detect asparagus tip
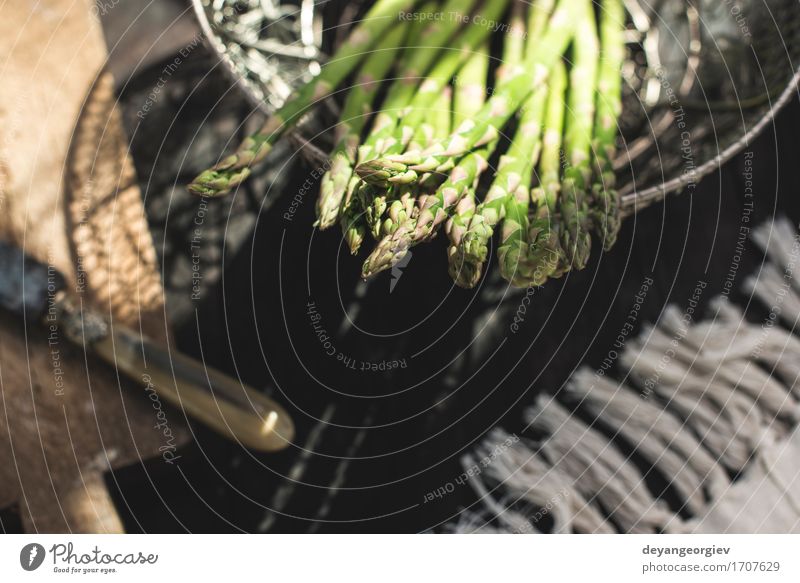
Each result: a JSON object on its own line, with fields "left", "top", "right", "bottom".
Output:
{"left": 590, "top": 184, "right": 622, "bottom": 252}
{"left": 361, "top": 229, "right": 412, "bottom": 278}
{"left": 447, "top": 246, "right": 483, "bottom": 289}
{"left": 187, "top": 167, "right": 251, "bottom": 198}
{"left": 355, "top": 159, "right": 418, "bottom": 187}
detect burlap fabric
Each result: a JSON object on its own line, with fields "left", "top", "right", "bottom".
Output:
{"left": 0, "top": 0, "right": 188, "bottom": 533}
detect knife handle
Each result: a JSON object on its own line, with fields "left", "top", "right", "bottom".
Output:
{"left": 0, "top": 241, "right": 294, "bottom": 452}
{"left": 91, "top": 325, "right": 295, "bottom": 452}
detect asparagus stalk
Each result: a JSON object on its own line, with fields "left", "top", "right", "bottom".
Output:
{"left": 397, "top": 74, "right": 486, "bottom": 260}
{"left": 367, "top": 79, "right": 457, "bottom": 251}
{"left": 444, "top": 44, "right": 491, "bottom": 283}
{"left": 188, "top": 0, "right": 419, "bottom": 197}
{"left": 431, "top": 84, "right": 455, "bottom": 147}
{"left": 315, "top": 24, "right": 409, "bottom": 229}
{"left": 558, "top": 0, "right": 598, "bottom": 270}
{"left": 527, "top": 0, "right": 558, "bottom": 36}
{"left": 356, "top": 0, "right": 579, "bottom": 188}
{"left": 407, "top": 124, "right": 433, "bottom": 154}
{"left": 363, "top": 184, "right": 392, "bottom": 241}
{"left": 340, "top": 177, "right": 368, "bottom": 254}
{"left": 362, "top": 0, "right": 481, "bottom": 158}
{"left": 394, "top": 0, "right": 509, "bottom": 128}
{"left": 445, "top": 7, "right": 529, "bottom": 289}
{"left": 528, "top": 59, "right": 570, "bottom": 281}
{"left": 445, "top": 194, "right": 481, "bottom": 288}
{"left": 452, "top": 42, "right": 490, "bottom": 129}
{"left": 362, "top": 147, "right": 490, "bottom": 278}
{"left": 590, "top": 0, "right": 625, "bottom": 250}
{"left": 416, "top": 146, "right": 491, "bottom": 243}
{"left": 415, "top": 84, "right": 460, "bottom": 192}
{"left": 354, "top": 0, "right": 510, "bottom": 232}
{"left": 493, "top": 86, "right": 549, "bottom": 286}
{"left": 336, "top": 0, "right": 442, "bottom": 252}
{"left": 365, "top": 84, "right": 452, "bottom": 240}
{"left": 444, "top": 50, "right": 491, "bottom": 289}
{"left": 494, "top": 0, "right": 528, "bottom": 83}
{"left": 370, "top": 0, "right": 512, "bottom": 165}
{"left": 416, "top": 33, "right": 493, "bottom": 188}
{"left": 434, "top": 11, "right": 527, "bottom": 264}
{"left": 408, "top": 85, "right": 453, "bottom": 160}
{"left": 499, "top": 0, "right": 567, "bottom": 287}
{"left": 449, "top": 0, "right": 555, "bottom": 288}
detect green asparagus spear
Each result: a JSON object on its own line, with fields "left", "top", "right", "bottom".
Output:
{"left": 363, "top": 184, "right": 393, "bottom": 240}
{"left": 389, "top": 62, "right": 488, "bottom": 268}
{"left": 445, "top": 4, "right": 529, "bottom": 289}
{"left": 527, "top": 0, "right": 558, "bottom": 36}
{"left": 363, "top": 0, "right": 481, "bottom": 158}
{"left": 440, "top": 42, "right": 490, "bottom": 287}
{"left": 498, "top": 0, "right": 566, "bottom": 287}
{"left": 368, "top": 60, "right": 459, "bottom": 240}
{"left": 590, "top": 0, "right": 625, "bottom": 250}
{"left": 452, "top": 42, "right": 490, "bottom": 129}
{"left": 354, "top": 0, "right": 510, "bottom": 230}
{"left": 365, "top": 84, "right": 452, "bottom": 240}
{"left": 449, "top": 0, "right": 556, "bottom": 288}
{"left": 412, "top": 25, "right": 495, "bottom": 187}
{"left": 558, "top": 0, "right": 598, "bottom": 270}
{"left": 362, "top": 147, "right": 490, "bottom": 278}
{"left": 188, "top": 0, "right": 419, "bottom": 197}
{"left": 408, "top": 85, "right": 453, "bottom": 160}
{"left": 493, "top": 86, "right": 549, "bottom": 286}
{"left": 356, "top": 0, "right": 579, "bottom": 188}
{"left": 336, "top": 0, "right": 441, "bottom": 251}
{"left": 340, "top": 177, "right": 368, "bottom": 254}
{"left": 527, "top": 59, "right": 570, "bottom": 282}
{"left": 495, "top": 0, "right": 528, "bottom": 82}
{"left": 315, "top": 24, "right": 409, "bottom": 229}
{"left": 444, "top": 44, "right": 491, "bottom": 288}
{"left": 379, "top": 190, "right": 416, "bottom": 238}
{"left": 369, "top": 0, "right": 512, "bottom": 164}
{"left": 445, "top": 194, "right": 481, "bottom": 288}
{"left": 431, "top": 84, "right": 455, "bottom": 147}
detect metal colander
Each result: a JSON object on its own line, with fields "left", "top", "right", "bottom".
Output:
{"left": 193, "top": 0, "right": 800, "bottom": 211}
{"left": 192, "top": 0, "right": 323, "bottom": 111}
{"left": 617, "top": 0, "right": 800, "bottom": 213}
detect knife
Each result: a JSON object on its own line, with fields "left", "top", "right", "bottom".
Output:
{"left": 0, "top": 239, "right": 294, "bottom": 452}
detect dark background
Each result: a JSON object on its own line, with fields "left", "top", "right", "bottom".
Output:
{"left": 4, "top": 0, "right": 799, "bottom": 533}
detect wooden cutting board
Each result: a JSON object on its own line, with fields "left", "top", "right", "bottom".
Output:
{"left": 0, "top": 0, "right": 188, "bottom": 532}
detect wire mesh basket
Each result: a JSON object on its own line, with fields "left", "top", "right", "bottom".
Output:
{"left": 192, "top": 0, "right": 323, "bottom": 111}
{"left": 192, "top": 0, "right": 800, "bottom": 211}
{"left": 617, "top": 0, "right": 800, "bottom": 213}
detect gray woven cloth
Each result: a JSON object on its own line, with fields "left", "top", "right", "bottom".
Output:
{"left": 452, "top": 218, "right": 800, "bottom": 534}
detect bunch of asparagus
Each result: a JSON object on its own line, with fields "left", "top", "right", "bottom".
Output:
{"left": 189, "top": 0, "right": 626, "bottom": 289}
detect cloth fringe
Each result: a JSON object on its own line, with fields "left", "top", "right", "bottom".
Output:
{"left": 452, "top": 217, "right": 800, "bottom": 533}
